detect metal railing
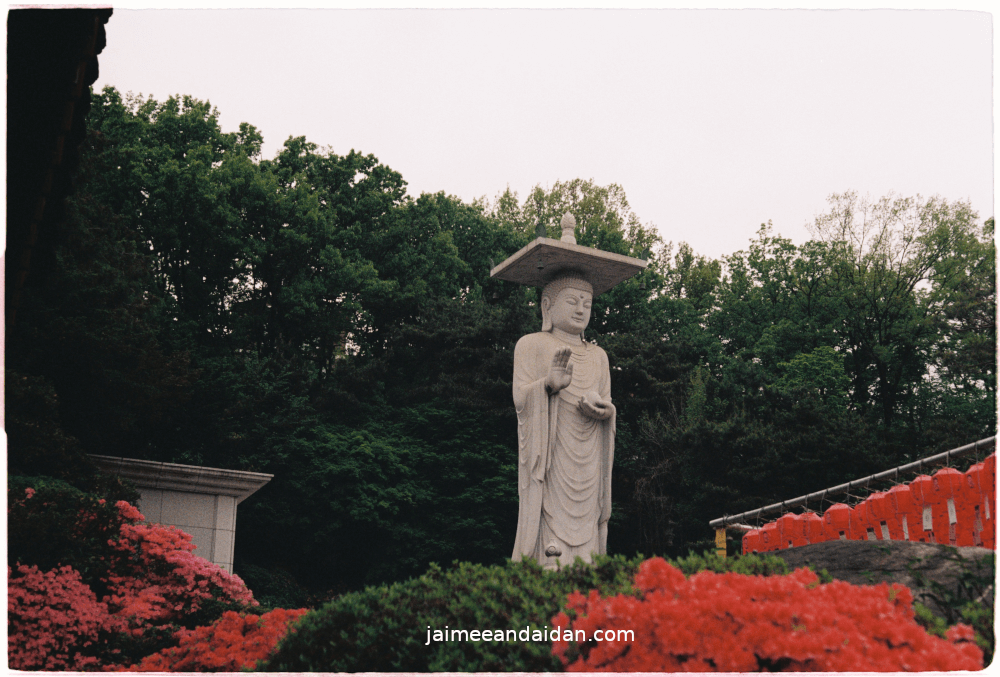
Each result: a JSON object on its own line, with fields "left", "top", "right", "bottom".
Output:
{"left": 710, "top": 436, "right": 996, "bottom": 530}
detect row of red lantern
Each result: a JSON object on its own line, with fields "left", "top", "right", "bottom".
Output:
{"left": 743, "top": 454, "right": 996, "bottom": 554}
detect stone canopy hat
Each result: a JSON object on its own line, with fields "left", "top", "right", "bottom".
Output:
{"left": 490, "top": 213, "right": 648, "bottom": 297}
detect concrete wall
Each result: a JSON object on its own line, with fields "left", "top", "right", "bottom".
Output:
{"left": 137, "top": 490, "right": 238, "bottom": 572}
{"left": 89, "top": 455, "right": 272, "bottom": 574}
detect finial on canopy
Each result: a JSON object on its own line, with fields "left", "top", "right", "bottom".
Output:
{"left": 560, "top": 213, "right": 577, "bottom": 244}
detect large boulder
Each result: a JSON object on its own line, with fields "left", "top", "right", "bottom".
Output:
{"left": 771, "top": 540, "right": 994, "bottom": 617}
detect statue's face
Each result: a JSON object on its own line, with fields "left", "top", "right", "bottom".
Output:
{"left": 546, "top": 286, "right": 593, "bottom": 334}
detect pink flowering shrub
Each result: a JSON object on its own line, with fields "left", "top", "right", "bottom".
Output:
{"left": 104, "top": 503, "right": 255, "bottom": 632}
{"left": 7, "top": 564, "right": 117, "bottom": 670}
{"left": 8, "top": 480, "right": 259, "bottom": 670}
{"left": 128, "top": 608, "right": 308, "bottom": 672}
{"left": 552, "top": 557, "right": 983, "bottom": 672}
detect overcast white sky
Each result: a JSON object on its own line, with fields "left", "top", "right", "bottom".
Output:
{"left": 90, "top": 6, "right": 993, "bottom": 261}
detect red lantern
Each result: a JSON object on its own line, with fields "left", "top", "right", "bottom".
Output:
{"left": 967, "top": 458, "right": 996, "bottom": 549}
{"left": 823, "top": 503, "right": 853, "bottom": 541}
{"left": 886, "top": 484, "right": 916, "bottom": 541}
{"left": 932, "top": 467, "right": 971, "bottom": 546}
{"left": 985, "top": 454, "right": 996, "bottom": 549}
{"left": 965, "top": 463, "right": 985, "bottom": 546}
{"left": 853, "top": 495, "right": 881, "bottom": 541}
{"left": 865, "top": 491, "right": 893, "bottom": 540}
{"left": 761, "top": 521, "right": 779, "bottom": 552}
{"left": 802, "top": 512, "right": 824, "bottom": 544}
{"left": 850, "top": 504, "right": 872, "bottom": 540}
{"left": 777, "top": 513, "right": 807, "bottom": 549}
{"left": 909, "top": 475, "right": 936, "bottom": 543}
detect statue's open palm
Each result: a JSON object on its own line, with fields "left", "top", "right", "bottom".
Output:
{"left": 545, "top": 346, "right": 574, "bottom": 394}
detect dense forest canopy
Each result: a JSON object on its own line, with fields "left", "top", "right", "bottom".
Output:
{"left": 7, "top": 86, "right": 995, "bottom": 595}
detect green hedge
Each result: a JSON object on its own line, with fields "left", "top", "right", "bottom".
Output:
{"left": 264, "top": 552, "right": 789, "bottom": 672}
{"left": 235, "top": 563, "right": 312, "bottom": 611}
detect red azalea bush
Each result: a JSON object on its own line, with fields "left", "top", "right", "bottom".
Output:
{"left": 8, "top": 481, "right": 259, "bottom": 670}
{"left": 7, "top": 564, "right": 120, "bottom": 670}
{"left": 105, "top": 506, "right": 256, "bottom": 632}
{"left": 8, "top": 564, "right": 105, "bottom": 670}
{"left": 552, "top": 557, "right": 983, "bottom": 672}
{"left": 128, "top": 607, "right": 308, "bottom": 671}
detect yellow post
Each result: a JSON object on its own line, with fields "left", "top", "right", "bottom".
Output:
{"left": 715, "top": 527, "right": 727, "bottom": 559}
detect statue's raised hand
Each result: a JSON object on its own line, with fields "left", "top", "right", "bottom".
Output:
{"left": 545, "top": 346, "right": 574, "bottom": 394}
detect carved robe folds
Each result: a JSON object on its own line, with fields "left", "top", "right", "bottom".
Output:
{"left": 511, "top": 332, "right": 615, "bottom": 568}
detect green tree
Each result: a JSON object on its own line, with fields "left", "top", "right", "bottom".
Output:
{"left": 712, "top": 223, "right": 840, "bottom": 375}
{"left": 7, "top": 124, "right": 195, "bottom": 465}
{"left": 809, "top": 191, "right": 992, "bottom": 441}
{"left": 774, "top": 345, "right": 851, "bottom": 409}
{"left": 86, "top": 88, "right": 266, "bottom": 354}
{"left": 232, "top": 137, "right": 392, "bottom": 370}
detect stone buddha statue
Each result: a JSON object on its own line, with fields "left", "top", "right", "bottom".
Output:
{"left": 511, "top": 272, "right": 616, "bottom": 568}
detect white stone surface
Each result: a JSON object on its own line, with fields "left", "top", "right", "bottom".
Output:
{"left": 216, "top": 495, "right": 236, "bottom": 532}
{"left": 490, "top": 237, "right": 646, "bottom": 296}
{"left": 499, "top": 216, "right": 638, "bottom": 568}
{"left": 214, "top": 528, "right": 235, "bottom": 571}
{"left": 137, "top": 488, "right": 164, "bottom": 523}
{"left": 560, "top": 212, "right": 577, "bottom": 244}
{"left": 510, "top": 273, "right": 616, "bottom": 569}
{"left": 89, "top": 455, "right": 272, "bottom": 574}
{"left": 161, "top": 491, "right": 217, "bottom": 528}
{"left": 183, "top": 526, "right": 216, "bottom": 559}
{"left": 89, "top": 455, "right": 273, "bottom": 502}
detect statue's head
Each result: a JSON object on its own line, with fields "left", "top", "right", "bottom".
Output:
{"left": 540, "top": 272, "right": 593, "bottom": 338}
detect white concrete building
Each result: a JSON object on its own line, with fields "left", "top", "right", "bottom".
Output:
{"left": 89, "top": 455, "right": 272, "bottom": 573}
